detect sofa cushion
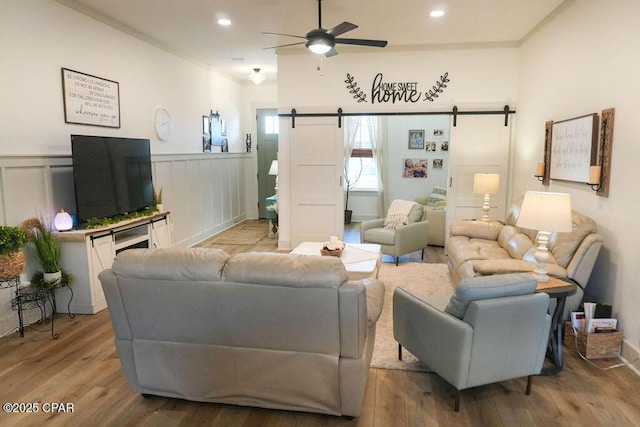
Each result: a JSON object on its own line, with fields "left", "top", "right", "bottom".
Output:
{"left": 363, "top": 227, "right": 395, "bottom": 246}
{"left": 112, "top": 247, "right": 229, "bottom": 281}
{"left": 548, "top": 211, "right": 598, "bottom": 268}
{"left": 223, "top": 252, "right": 348, "bottom": 288}
{"left": 444, "top": 273, "right": 538, "bottom": 319}
{"left": 450, "top": 220, "right": 503, "bottom": 241}
{"left": 504, "top": 232, "right": 535, "bottom": 260}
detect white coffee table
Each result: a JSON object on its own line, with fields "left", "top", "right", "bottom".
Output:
{"left": 290, "top": 242, "right": 382, "bottom": 281}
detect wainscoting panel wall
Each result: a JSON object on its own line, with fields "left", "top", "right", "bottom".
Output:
{"left": 0, "top": 153, "right": 252, "bottom": 337}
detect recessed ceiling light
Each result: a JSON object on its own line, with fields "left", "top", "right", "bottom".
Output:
{"left": 430, "top": 10, "right": 445, "bottom": 18}
{"left": 218, "top": 18, "right": 231, "bottom": 26}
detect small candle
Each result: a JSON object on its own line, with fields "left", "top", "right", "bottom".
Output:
{"left": 589, "top": 166, "right": 601, "bottom": 185}
{"left": 535, "top": 162, "right": 545, "bottom": 177}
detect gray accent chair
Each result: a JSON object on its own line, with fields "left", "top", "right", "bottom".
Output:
{"left": 393, "top": 273, "right": 551, "bottom": 412}
{"left": 99, "top": 247, "right": 385, "bottom": 418}
{"left": 360, "top": 202, "right": 429, "bottom": 265}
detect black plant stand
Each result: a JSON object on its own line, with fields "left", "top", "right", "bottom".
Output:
{"left": 3, "top": 278, "right": 59, "bottom": 339}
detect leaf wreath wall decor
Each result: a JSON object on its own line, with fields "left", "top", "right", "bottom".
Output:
{"left": 345, "top": 73, "right": 367, "bottom": 103}
{"left": 343, "top": 72, "right": 451, "bottom": 104}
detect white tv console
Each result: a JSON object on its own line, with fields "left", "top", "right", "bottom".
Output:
{"left": 54, "top": 212, "right": 171, "bottom": 314}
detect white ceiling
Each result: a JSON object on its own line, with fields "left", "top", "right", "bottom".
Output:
{"left": 55, "top": 0, "right": 565, "bottom": 85}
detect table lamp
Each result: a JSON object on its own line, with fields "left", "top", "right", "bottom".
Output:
{"left": 268, "top": 160, "right": 278, "bottom": 194}
{"left": 516, "top": 191, "right": 572, "bottom": 283}
{"left": 473, "top": 173, "right": 500, "bottom": 221}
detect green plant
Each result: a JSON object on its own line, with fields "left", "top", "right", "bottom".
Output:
{"left": 154, "top": 187, "right": 163, "bottom": 205}
{"left": 0, "top": 226, "right": 28, "bottom": 256}
{"left": 85, "top": 207, "right": 157, "bottom": 229}
{"left": 28, "top": 216, "right": 61, "bottom": 273}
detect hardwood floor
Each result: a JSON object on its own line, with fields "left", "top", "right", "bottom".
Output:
{"left": 1, "top": 219, "right": 639, "bottom": 426}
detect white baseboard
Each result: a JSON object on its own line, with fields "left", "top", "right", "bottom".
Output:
{"left": 621, "top": 339, "right": 640, "bottom": 376}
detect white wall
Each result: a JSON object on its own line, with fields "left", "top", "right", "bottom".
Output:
{"left": 0, "top": 1, "right": 269, "bottom": 335}
{"left": 277, "top": 47, "right": 519, "bottom": 247}
{"left": 515, "top": 0, "right": 640, "bottom": 367}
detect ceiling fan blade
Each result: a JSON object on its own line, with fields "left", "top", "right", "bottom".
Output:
{"left": 262, "top": 41, "right": 306, "bottom": 50}
{"left": 327, "top": 21, "right": 358, "bottom": 37}
{"left": 325, "top": 47, "right": 339, "bottom": 57}
{"left": 261, "top": 31, "right": 307, "bottom": 40}
{"left": 335, "top": 38, "right": 388, "bottom": 48}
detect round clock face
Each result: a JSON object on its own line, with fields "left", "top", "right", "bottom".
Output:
{"left": 154, "top": 108, "right": 172, "bottom": 141}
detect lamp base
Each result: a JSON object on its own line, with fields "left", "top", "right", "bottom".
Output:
{"left": 532, "top": 231, "right": 552, "bottom": 283}
{"left": 480, "top": 193, "right": 491, "bottom": 222}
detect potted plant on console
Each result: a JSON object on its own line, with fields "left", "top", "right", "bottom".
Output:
{"left": 0, "top": 225, "right": 28, "bottom": 282}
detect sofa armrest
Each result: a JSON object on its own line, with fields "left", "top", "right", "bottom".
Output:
{"left": 360, "top": 218, "right": 385, "bottom": 242}
{"left": 461, "top": 258, "right": 567, "bottom": 279}
{"left": 394, "top": 219, "right": 429, "bottom": 251}
{"left": 565, "top": 233, "right": 603, "bottom": 289}
{"left": 393, "top": 288, "right": 472, "bottom": 389}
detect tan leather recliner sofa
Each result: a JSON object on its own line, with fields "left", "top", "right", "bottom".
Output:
{"left": 446, "top": 196, "right": 603, "bottom": 317}
{"left": 98, "top": 248, "right": 384, "bottom": 418}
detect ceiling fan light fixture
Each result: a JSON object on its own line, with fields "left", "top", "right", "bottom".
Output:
{"left": 249, "top": 68, "right": 265, "bottom": 84}
{"left": 430, "top": 9, "right": 445, "bottom": 18}
{"left": 307, "top": 42, "right": 332, "bottom": 55}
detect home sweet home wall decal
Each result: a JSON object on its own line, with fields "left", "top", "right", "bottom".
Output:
{"left": 344, "top": 72, "right": 450, "bottom": 104}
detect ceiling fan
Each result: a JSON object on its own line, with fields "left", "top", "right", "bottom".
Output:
{"left": 262, "top": 0, "right": 388, "bottom": 57}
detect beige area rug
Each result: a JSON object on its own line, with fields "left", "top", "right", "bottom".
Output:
{"left": 370, "top": 262, "right": 455, "bottom": 371}
{"left": 203, "top": 224, "right": 268, "bottom": 246}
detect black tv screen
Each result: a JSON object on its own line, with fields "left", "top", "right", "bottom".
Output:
{"left": 71, "top": 135, "right": 154, "bottom": 225}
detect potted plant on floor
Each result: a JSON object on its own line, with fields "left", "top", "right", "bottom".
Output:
{"left": 23, "top": 216, "right": 62, "bottom": 285}
{"left": 0, "top": 225, "right": 29, "bottom": 281}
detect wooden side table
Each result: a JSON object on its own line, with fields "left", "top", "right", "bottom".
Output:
{"left": 536, "top": 276, "right": 577, "bottom": 375}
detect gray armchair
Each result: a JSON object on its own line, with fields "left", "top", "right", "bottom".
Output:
{"left": 393, "top": 273, "right": 551, "bottom": 412}
{"left": 360, "top": 202, "right": 428, "bottom": 265}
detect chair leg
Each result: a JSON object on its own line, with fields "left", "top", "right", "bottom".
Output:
{"left": 398, "top": 344, "right": 403, "bottom": 360}
{"left": 455, "top": 389, "right": 461, "bottom": 412}
{"left": 395, "top": 257, "right": 399, "bottom": 266}
{"left": 421, "top": 249, "right": 425, "bottom": 259}
{"left": 526, "top": 375, "right": 533, "bottom": 395}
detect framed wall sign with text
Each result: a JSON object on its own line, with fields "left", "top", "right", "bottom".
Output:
{"left": 61, "top": 68, "right": 121, "bottom": 128}
{"left": 549, "top": 113, "right": 598, "bottom": 183}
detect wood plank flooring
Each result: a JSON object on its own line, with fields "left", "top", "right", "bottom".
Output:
{"left": 1, "top": 219, "right": 639, "bottom": 426}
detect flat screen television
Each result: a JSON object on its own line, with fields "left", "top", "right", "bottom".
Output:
{"left": 71, "top": 135, "right": 154, "bottom": 226}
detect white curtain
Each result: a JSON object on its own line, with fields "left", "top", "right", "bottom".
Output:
{"left": 367, "top": 116, "right": 385, "bottom": 217}
{"left": 344, "top": 116, "right": 386, "bottom": 217}
{"left": 344, "top": 117, "right": 361, "bottom": 212}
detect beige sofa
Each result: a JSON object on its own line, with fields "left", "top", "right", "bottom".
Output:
{"left": 98, "top": 248, "right": 384, "bottom": 418}
{"left": 446, "top": 196, "right": 603, "bottom": 316}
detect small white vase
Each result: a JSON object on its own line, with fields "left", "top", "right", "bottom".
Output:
{"left": 43, "top": 270, "right": 62, "bottom": 285}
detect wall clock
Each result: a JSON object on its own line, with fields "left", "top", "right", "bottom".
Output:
{"left": 154, "top": 108, "right": 172, "bottom": 141}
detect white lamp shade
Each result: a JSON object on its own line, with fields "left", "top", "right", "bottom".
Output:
{"left": 308, "top": 42, "right": 331, "bottom": 55}
{"left": 473, "top": 173, "right": 500, "bottom": 195}
{"left": 54, "top": 210, "right": 73, "bottom": 231}
{"left": 516, "top": 191, "right": 572, "bottom": 232}
{"left": 268, "top": 160, "right": 278, "bottom": 176}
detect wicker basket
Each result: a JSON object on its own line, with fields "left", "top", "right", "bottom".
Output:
{"left": 321, "top": 247, "right": 343, "bottom": 257}
{"left": 0, "top": 251, "right": 25, "bottom": 281}
{"left": 564, "top": 322, "right": 622, "bottom": 359}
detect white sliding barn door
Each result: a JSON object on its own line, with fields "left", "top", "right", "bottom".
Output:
{"left": 289, "top": 117, "right": 344, "bottom": 247}
{"left": 447, "top": 115, "right": 512, "bottom": 227}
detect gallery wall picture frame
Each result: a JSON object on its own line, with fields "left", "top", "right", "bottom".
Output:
{"left": 402, "top": 158, "right": 428, "bottom": 178}
{"left": 426, "top": 141, "right": 437, "bottom": 152}
{"left": 441, "top": 141, "right": 449, "bottom": 151}
{"left": 433, "top": 159, "right": 444, "bottom": 168}
{"left": 408, "top": 130, "right": 425, "bottom": 149}
{"left": 202, "top": 115, "right": 212, "bottom": 152}
{"left": 549, "top": 113, "right": 599, "bottom": 183}
{"left": 61, "top": 68, "right": 120, "bottom": 128}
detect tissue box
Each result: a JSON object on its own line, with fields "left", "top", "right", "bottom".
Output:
{"left": 564, "top": 322, "right": 622, "bottom": 359}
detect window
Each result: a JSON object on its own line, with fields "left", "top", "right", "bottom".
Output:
{"left": 264, "top": 115, "right": 279, "bottom": 135}
{"left": 346, "top": 116, "right": 379, "bottom": 191}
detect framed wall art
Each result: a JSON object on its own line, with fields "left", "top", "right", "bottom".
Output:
{"left": 402, "top": 158, "right": 428, "bottom": 178}
{"left": 202, "top": 115, "right": 212, "bottom": 152}
{"left": 408, "top": 130, "right": 425, "bottom": 149}
{"left": 61, "top": 68, "right": 120, "bottom": 128}
{"left": 549, "top": 113, "right": 598, "bottom": 183}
